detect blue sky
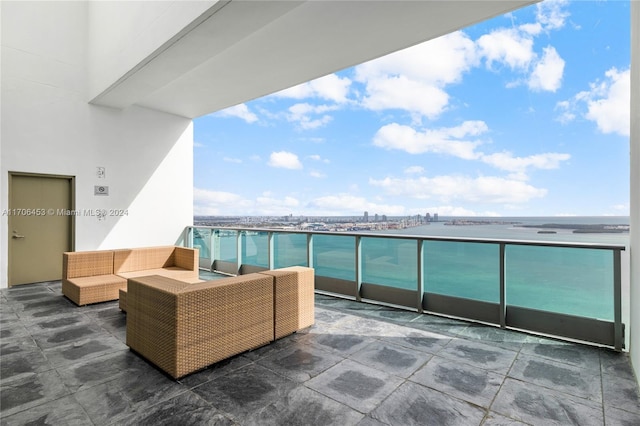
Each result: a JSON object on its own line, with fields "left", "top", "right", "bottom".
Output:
{"left": 194, "top": 0, "right": 630, "bottom": 218}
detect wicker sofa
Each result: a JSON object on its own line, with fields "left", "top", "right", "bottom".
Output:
{"left": 62, "top": 246, "right": 199, "bottom": 306}
{"left": 126, "top": 266, "right": 315, "bottom": 379}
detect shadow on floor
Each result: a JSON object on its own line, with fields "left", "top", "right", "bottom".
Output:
{"left": 1, "top": 279, "right": 639, "bottom": 425}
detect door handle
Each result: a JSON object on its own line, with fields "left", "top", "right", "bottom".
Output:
{"left": 12, "top": 231, "right": 25, "bottom": 239}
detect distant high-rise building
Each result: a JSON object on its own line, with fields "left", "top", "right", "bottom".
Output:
{"left": 434, "top": 213, "right": 439, "bottom": 222}
{"left": 374, "top": 214, "right": 379, "bottom": 222}
{"left": 382, "top": 215, "right": 387, "bottom": 222}
{"left": 364, "top": 211, "right": 369, "bottom": 222}
{"left": 426, "top": 212, "right": 432, "bottom": 222}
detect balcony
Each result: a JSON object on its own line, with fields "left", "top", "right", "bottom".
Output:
{"left": 186, "top": 226, "right": 629, "bottom": 352}
{"left": 1, "top": 275, "right": 639, "bottom": 424}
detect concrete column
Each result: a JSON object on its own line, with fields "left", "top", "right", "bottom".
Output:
{"left": 629, "top": 0, "right": 639, "bottom": 380}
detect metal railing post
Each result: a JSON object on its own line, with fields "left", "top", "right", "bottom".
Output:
{"left": 185, "top": 227, "right": 193, "bottom": 248}
{"left": 417, "top": 239, "right": 424, "bottom": 313}
{"left": 356, "top": 235, "right": 362, "bottom": 302}
{"left": 236, "top": 231, "right": 242, "bottom": 275}
{"left": 209, "top": 229, "right": 215, "bottom": 271}
{"left": 268, "top": 232, "right": 275, "bottom": 270}
{"left": 307, "top": 233, "right": 314, "bottom": 268}
{"left": 614, "top": 248, "right": 623, "bottom": 351}
{"left": 500, "top": 243, "right": 506, "bottom": 329}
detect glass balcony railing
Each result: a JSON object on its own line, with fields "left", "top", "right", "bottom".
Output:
{"left": 185, "top": 226, "right": 626, "bottom": 350}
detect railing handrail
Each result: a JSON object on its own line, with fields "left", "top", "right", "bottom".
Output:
{"left": 186, "top": 225, "right": 627, "bottom": 251}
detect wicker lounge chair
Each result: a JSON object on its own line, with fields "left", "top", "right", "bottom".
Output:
{"left": 62, "top": 246, "right": 199, "bottom": 306}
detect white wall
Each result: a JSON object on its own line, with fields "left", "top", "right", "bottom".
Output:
{"left": 630, "top": 1, "right": 640, "bottom": 380}
{"left": 0, "top": 1, "right": 194, "bottom": 288}
{"left": 87, "top": 0, "right": 217, "bottom": 105}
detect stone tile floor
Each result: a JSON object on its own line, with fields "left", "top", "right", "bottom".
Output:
{"left": 1, "top": 276, "right": 639, "bottom": 425}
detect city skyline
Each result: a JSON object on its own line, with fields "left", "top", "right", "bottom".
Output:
{"left": 194, "top": 0, "right": 630, "bottom": 218}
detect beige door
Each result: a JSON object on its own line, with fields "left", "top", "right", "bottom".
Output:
{"left": 8, "top": 174, "right": 73, "bottom": 286}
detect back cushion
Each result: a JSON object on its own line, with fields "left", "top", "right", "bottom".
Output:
{"left": 114, "top": 246, "right": 175, "bottom": 273}
{"left": 64, "top": 251, "right": 114, "bottom": 279}
{"left": 174, "top": 247, "right": 198, "bottom": 270}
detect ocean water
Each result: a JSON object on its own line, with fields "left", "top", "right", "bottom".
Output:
{"left": 194, "top": 216, "right": 629, "bottom": 322}
{"left": 364, "top": 216, "right": 629, "bottom": 320}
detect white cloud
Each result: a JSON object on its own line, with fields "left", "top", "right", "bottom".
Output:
{"left": 477, "top": 27, "right": 535, "bottom": 71}
{"left": 407, "top": 205, "right": 497, "bottom": 217}
{"left": 287, "top": 103, "right": 337, "bottom": 130}
{"left": 554, "top": 100, "right": 576, "bottom": 124}
{"left": 585, "top": 68, "right": 630, "bottom": 137}
{"left": 255, "top": 194, "right": 300, "bottom": 214}
{"left": 215, "top": 103, "right": 258, "bottom": 123}
{"left": 369, "top": 175, "right": 547, "bottom": 204}
{"left": 355, "top": 31, "right": 477, "bottom": 119}
{"left": 274, "top": 73, "right": 351, "bottom": 103}
{"left": 404, "top": 166, "right": 425, "bottom": 175}
{"left": 309, "top": 74, "right": 352, "bottom": 103}
{"left": 519, "top": 22, "right": 543, "bottom": 36}
{"left": 309, "top": 170, "right": 326, "bottom": 178}
{"left": 308, "top": 154, "right": 330, "bottom": 163}
{"left": 350, "top": 0, "right": 570, "bottom": 120}
{"left": 608, "top": 203, "right": 630, "bottom": 215}
{"left": 359, "top": 76, "right": 449, "bottom": 120}
{"left": 481, "top": 151, "right": 571, "bottom": 176}
{"left": 557, "top": 68, "right": 630, "bottom": 137}
{"left": 307, "top": 137, "right": 325, "bottom": 144}
{"left": 307, "top": 194, "right": 405, "bottom": 216}
{"left": 536, "top": 0, "right": 569, "bottom": 32}
{"left": 268, "top": 151, "right": 303, "bottom": 169}
{"left": 223, "top": 157, "right": 242, "bottom": 164}
{"left": 268, "top": 74, "right": 351, "bottom": 131}
{"left": 355, "top": 31, "right": 478, "bottom": 86}
{"left": 373, "top": 121, "right": 570, "bottom": 181}
{"left": 372, "top": 121, "right": 487, "bottom": 159}
{"left": 528, "top": 46, "right": 565, "bottom": 92}
{"left": 476, "top": 1, "right": 569, "bottom": 88}
{"left": 193, "top": 188, "right": 251, "bottom": 215}
{"left": 195, "top": 188, "right": 304, "bottom": 216}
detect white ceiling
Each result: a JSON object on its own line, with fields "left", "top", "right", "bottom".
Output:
{"left": 90, "top": 0, "right": 538, "bottom": 119}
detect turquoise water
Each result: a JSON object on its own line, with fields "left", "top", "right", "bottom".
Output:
{"left": 192, "top": 217, "right": 628, "bottom": 321}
